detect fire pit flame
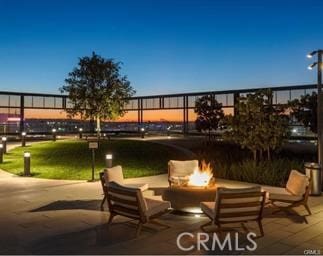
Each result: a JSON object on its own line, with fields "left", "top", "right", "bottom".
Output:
{"left": 188, "top": 160, "right": 213, "bottom": 187}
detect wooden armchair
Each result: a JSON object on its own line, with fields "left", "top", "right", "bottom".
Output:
{"left": 200, "top": 186, "right": 266, "bottom": 237}
{"left": 107, "top": 181, "right": 171, "bottom": 237}
{"left": 99, "top": 165, "right": 148, "bottom": 211}
{"left": 268, "top": 170, "right": 311, "bottom": 216}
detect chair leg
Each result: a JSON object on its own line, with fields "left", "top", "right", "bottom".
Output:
{"left": 200, "top": 220, "right": 213, "bottom": 232}
{"left": 257, "top": 220, "right": 264, "bottom": 237}
{"left": 136, "top": 221, "right": 143, "bottom": 237}
{"left": 100, "top": 195, "right": 106, "bottom": 211}
{"left": 107, "top": 213, "right": 114, "bottom": 229}
{"left": 304, "top": 204, "right": 312, "bottom": 216}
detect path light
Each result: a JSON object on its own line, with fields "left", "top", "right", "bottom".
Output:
{"left": 52, "top": 128, "right": 57, "bottom": 142}
{"left": 21, "top": 131, "right": 26, "bottom": 147}
{"left": 167, "top": 126, "right": 171, "bottom": 137}
{"left": 24, "top": 151, "right": 31, "bottom": 176}
{"left": 105, "top": 154, "right": 113, "bottom": 168}
{"left": 0, "top": 144, "right": 3, "bottom": 163}
{"left": 79, "top": 128, "right": 83, "bottom": 139}
{"left": 2, "top": 137, "right": 7, "bottom": 153}
{"left": 140, "top": 127, "right": 145, "bottom": 139}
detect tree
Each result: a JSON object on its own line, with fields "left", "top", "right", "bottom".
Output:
{"left": 225, "top": 89, "right": 289, "bottom": 162}
{"left": 194, "top": 95, "right": 224, "bottom": 141}
{"left": 60, "top": 52, "right": 135, "bottom": 136}
{"left": 288, "top": 92, "right": 317, "bottom": 133}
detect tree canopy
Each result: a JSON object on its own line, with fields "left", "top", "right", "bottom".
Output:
{"left": 288, "top": 92, "right": 317, "bottom": 133}
{"left": 194, "top": 95, "right": 224, "bottom": 140}
{"left": 60, "top": 52, "right": 135, "bottom": 133}
{"left": 225, "top": 89, "right": 289, "bottom": 162}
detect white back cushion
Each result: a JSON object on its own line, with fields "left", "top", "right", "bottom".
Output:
{"left": 286, "top": 170, "right": 309, "bottom": 196}
{"left": 104, "top": 165, "right": 124, "bottom": 185}
{"left": 168, "top": 160, "right": 198, "bottom": 177}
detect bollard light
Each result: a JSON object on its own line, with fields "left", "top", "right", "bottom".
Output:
{"left": 140, "top": 127, "right": 145, "bottom": 139}
{"left": 0, "top": 144, "right": 3, "bottom": 163}
{"left": 105, "top": 154, "right": 113, "bottom": 168}
{"left": 79, "top": 128, "right": 83, "bottom": 139}
{"left": 52, "top": 128, "right": 57, "bottom": 142}
{"left": 24, "top": 151, "right": 31, "bottom": 176}
{"left": 21, "top": 131, "right": 26, "bottom": 147}
{"left": 167, "top": 126, "right": 171, "bottom": 136}
{"left": 2, "top": 137, "right": 7, "bottom": 153}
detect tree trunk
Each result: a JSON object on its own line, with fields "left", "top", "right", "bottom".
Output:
{"left": 267, "top": 147, "right": 271, "bottom": 161}
{"left": 96, "top": 117, "right": 101, "bottom": 139}
{"left": 253, "top": 150, "right": 257, "bottom": 165}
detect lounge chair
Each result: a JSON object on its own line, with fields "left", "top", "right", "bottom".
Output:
{"left": 268, "top": 170, "right": 311, "bottom": 216}
{"left": 168, "top": 160, "right": 198, "bottom": 187}
{"left": 200, "top": 186, "right": 266, "bottom": 237}
{"left": 99, "top": 165, "right": 148, "bottom": 211}
{"left": 107, "top": 181, "right": 171, "bottom": 237}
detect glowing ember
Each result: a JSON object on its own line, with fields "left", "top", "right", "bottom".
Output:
{"left": 188, "top": 160, "right": 213, "bottom": 187}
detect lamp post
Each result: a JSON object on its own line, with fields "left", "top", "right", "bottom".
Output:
{"left": 140, "top": 127, "right": 145, "bottom": 139}
{"left": 52, "top": 128, "right": 57, "bottom": 142}
{"left": 307, "top": 50, "right": 323, "bottom": 188}
{"left": 24, "top": 151, "right": 31, "bottom": 176}
{"left": 2, "top": 137, "right": 7, "bottom": 153}
{"left": 79, "top": 128, "right": 83, "bottom": 139}
{"left": 21, "top": 131, "right": 26, "bottom": 147}
{"left": 0, "top": 144, "right": 3, "bottom": 163}
{"left": 105, "top": 154, "right": 113, "bottom": 168}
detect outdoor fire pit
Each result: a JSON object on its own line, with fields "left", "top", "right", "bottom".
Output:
{"left": 162, "top": 184, "right": 217, "bottom": 213}
{"left": 162, "top": 160, "right": 217, "bottom": 213}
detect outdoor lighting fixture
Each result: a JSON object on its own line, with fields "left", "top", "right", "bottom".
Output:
{"left": 52, "top": 128, "right": 57, "bottom": 142}
{"left": 308, "top": 62, "right": 317, "bottom": 70}
{"left": 2, "top": 137, "right": 7, "bottom": 153}
{"left": 307, "top": 50, "right": 317, "bottom": 58}
{"left": 21, "top": 131, "right": 26, "bottom": 147}
{"left": 167, "top": 126, "right": 171, "bottom": 136}
{"left": 0, "top": 144, "right": 3, "bottom": 163}
{"left": 140, "top": 127, "right": 145, "bottom": 138}
{"left": 79, "top": 128, "right": 83, "bottom": 139}
{"left": 24, "top": 151, "right": 31, "bottom": 176}
{"left": 307, "top": 49, "right": 323, "bottom": 190}
{"left": 105, "top": 153, "right": 113, "bottom": 168}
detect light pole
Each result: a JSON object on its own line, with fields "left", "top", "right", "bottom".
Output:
{"left": 2, "top": 137, "right": 7, "bottom": 153}
{"left": 52, "top": 128, "right": 57, "bottom": 142}
{"left": 21, "top": 131, "right": 26, "bottom": 147}
{"left": 307, "top": 50, "right": 323, "bottom": 187}
{"left": 105, "top": 154, "right": 113, "bottom": 168}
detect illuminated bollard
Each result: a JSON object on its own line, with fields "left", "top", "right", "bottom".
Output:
{"left": 79, "top": 128, "right": 83, "bottom": 139}
{"left": 140, "top": 127, "right": 145, "bottom": 139}
{"left": 167, "top": 126, "right": 171, "bottom": 137}
{"left": 0, "top": 144, "right": 3, "bottom": 163}
{"left": 105, "top": 154, "right": 113, "bottom": 168}
{"left": 2, "top": 137, "right": 7, "bottom": 153}
{"left": 21, "top": 132, "right": 26, "bottom": 147}
{"left": 52, "top": 128, "right": 57, "bottom": 142}
{"left": 24, "top": 151, "right": 31, "bottom": 176}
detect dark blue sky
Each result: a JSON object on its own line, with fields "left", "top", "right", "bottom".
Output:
{"left": 0, "top": 0, "right": 322, "bottom": 96}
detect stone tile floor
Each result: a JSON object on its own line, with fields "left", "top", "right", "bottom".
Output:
{"left": 0, "top": 169, "right": 323, "bottom": 255}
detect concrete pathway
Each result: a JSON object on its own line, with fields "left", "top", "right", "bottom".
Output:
{"left": 0, "top": 169, "right": 323, "bottom": 254}
{"left": 0, "top": 138, "right": 323, "bottom": 254}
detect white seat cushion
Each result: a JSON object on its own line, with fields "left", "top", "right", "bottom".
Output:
{"left": 269, "top": 192, "right": 303, "bottom": 202}
{"left": 168, "top": 160, "right": 198, "bottom": 178}
{"left": 126, "top": 183, "right": 149, "bottom": 191}
{"left": 144, "top": 198, "right": 171, "bottom": 218}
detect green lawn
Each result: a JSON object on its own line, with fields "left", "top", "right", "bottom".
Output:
{"left": 0, "top": 139, "right": 189, "bottom": 180}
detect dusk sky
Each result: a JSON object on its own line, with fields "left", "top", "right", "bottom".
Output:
{"left": 0, "top": 0, "right": 322, "bottom": 96}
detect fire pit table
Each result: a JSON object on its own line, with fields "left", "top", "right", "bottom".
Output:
{"left": 162, "top": 185, "right": 218, "bottom": 213}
